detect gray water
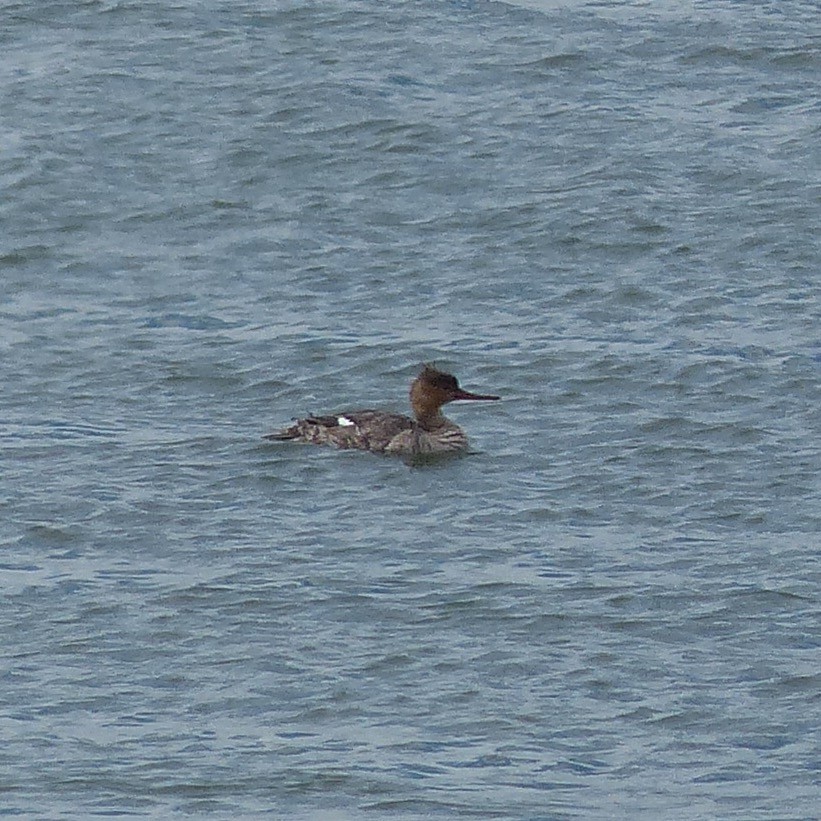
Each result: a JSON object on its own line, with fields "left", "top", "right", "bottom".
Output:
{"left": 2, "top": 0, "right": 819, "bottom": 818}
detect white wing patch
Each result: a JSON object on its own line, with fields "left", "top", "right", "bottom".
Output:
{"left": 337, "top": 415, "right": 355, "bottom": 427}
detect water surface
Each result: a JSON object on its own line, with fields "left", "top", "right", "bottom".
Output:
{"left": 2, "top": 0, "right": 819, "bottom": 817}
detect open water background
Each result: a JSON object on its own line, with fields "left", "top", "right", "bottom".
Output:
{"left": 2, "top": 0, "right": 820, "bottom": 818}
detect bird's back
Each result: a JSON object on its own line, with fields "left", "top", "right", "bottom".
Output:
{"left": 265, "top": 409, "right": 415, "bottom": 452}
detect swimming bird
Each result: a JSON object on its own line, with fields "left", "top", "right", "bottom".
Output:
{"left": 264, "top": 365, "right": 500, "bottom": 455}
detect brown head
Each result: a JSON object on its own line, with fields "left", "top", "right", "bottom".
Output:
{"left": 409, "top": 365, "right": 500, "bottom": 424}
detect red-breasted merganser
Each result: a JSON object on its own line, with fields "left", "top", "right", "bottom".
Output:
{"left": 265, "top": 365, "right": 500, "bottom": 455}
